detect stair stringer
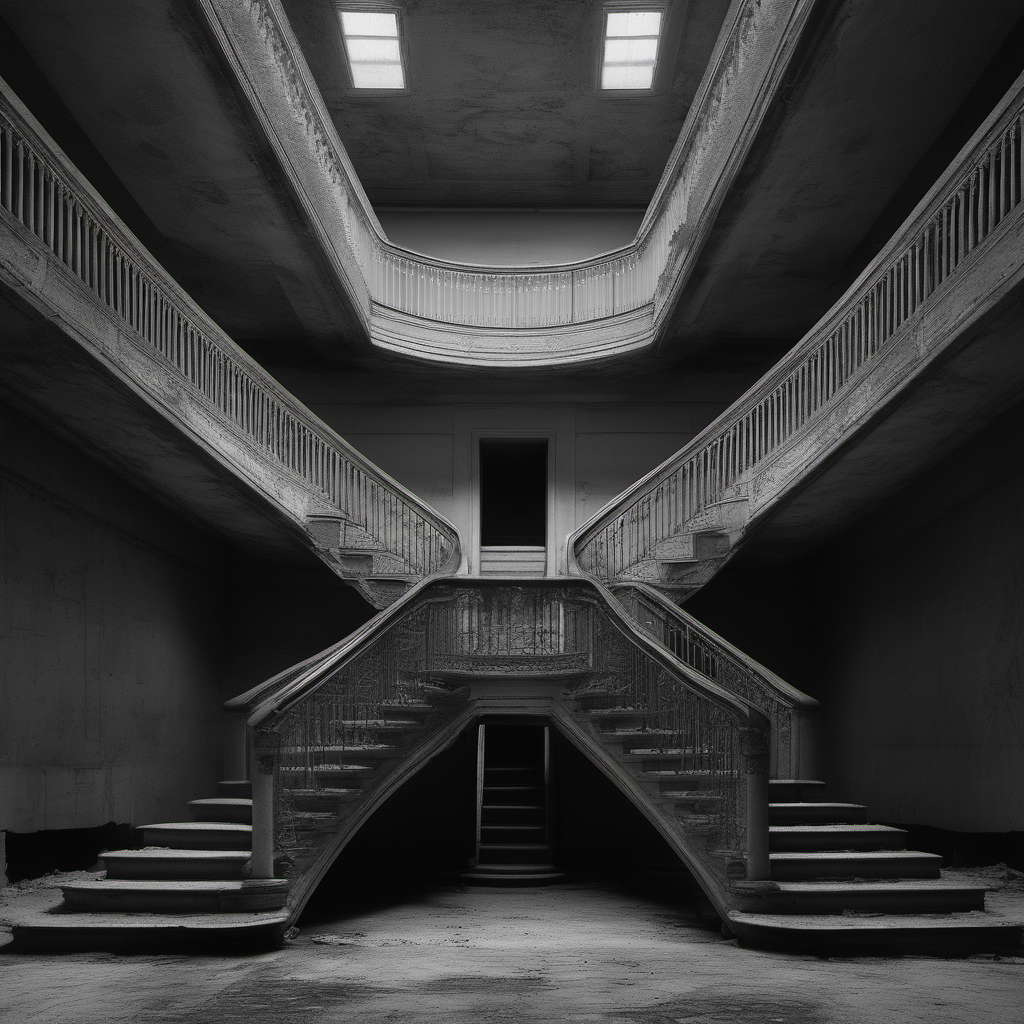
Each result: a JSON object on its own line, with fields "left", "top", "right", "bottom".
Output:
{"left": 277, "top": 701, "right": 480, "bottom": 929}
{"left": 542, "top": 702, "right": 751, "bottom": 929}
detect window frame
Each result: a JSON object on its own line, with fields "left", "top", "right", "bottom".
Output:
{"left": 599, "top": 2, "right": 669, "bottom": 95}
{"left": 333, "top": 3, "right": 410, "bottom": 95}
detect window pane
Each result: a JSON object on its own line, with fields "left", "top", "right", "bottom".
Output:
{"left": 602, "top": 63, "right": 655, "bottom": 89}
{"left": 346, "top": 37, "right": 401, "bottom": 62}
{"left": 350, "top": 62, "right": 405, "bottom": 89}
{"left": 606, "top": 11, "right": 662, "bottom": 37}
{"left": 604, "top": 37, "right": 658, "bottom": 62}
{"left": 340, "top": 11, "right": 398, "bottom": 37}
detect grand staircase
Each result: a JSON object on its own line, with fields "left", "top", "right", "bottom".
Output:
{"left": 7, "top": 579, "right": 1020, "bottom": 956}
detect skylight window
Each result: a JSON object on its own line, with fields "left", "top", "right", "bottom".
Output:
{"left": 338, "top": 10, "right": 406, "bottom": 90}
{"left": 601, "top": 10, "right": 663, "bottom": 90}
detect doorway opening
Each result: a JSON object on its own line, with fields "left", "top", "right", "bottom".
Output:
{"left": 478, "top": 438, "right": 548, "bottom": 575}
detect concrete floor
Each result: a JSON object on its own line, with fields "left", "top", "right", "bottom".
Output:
{"left": 2, "top": 870, "right": 1023, "bottom": 1024}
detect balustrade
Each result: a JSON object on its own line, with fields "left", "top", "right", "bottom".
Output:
{"left": 0, "top": 82, "right": 459, "bottom": 580}
{"left": 232, "top": 579, "right": 768, "bottom": 898}
{"left": 571, "top": 76, "right": 1024, "bottom": 582}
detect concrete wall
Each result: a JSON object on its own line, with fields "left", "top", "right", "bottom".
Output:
{"left": 375, "top": 210, "right": 644, "bottom": 266}
{"left": 812, "top": 406, "right": 1024, "bottom": 833}
{"left": 0, "top": 402, "right": 229, "bottom": 848}
{"left": 280, "top": 398, "right": 729, "bottom": 574}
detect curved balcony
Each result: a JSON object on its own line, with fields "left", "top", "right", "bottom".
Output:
{"left": 198, "top": 0, "right": 817, "bottom": 366}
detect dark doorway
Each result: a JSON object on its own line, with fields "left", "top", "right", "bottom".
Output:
{"left": 479, "top": 438, "right": 548, "bottom": 546}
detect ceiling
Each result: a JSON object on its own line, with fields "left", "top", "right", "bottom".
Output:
{"left": 281, "top": 0, "right": 732, "bottom": 208}
{"left": 0, "top": 0, "right": 1021, "bottom": 389}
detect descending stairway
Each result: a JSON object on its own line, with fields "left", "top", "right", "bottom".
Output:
{"left": 463, "top": 723, "right": 562, "bottom": 886}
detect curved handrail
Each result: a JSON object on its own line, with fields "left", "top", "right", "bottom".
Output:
{"left": 0, "top": 78, "right": 461, "bottom": 580}
{"left": 236, "top": 577, "right": 770, "bottom": 890}
{"left": 610, "top": 582, "right": 817, "bottom": 778}
{"left": 240, "top": 577, "right": 763, "bottom": 730}
{"left": 201, "top": 0, "right": 816, "bottom": 363}
{"left": 570, "top": 70, "right": 1024, "bottom": 581}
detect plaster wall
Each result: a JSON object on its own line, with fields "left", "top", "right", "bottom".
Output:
{"left": 0, "top": 402, "right": 228, "bottom": 840}
{"left": 294, "top": 400, "right": 728, "bottom": 573}
{"left": 375, "top": 210, "right": 644, "bottom": 266}
{"left": 815, "top": 418, "right": 1024, "bottom": 833}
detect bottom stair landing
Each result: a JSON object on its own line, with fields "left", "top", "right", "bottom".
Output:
{"left": 7, "top": 780, "right": 291, "bottom": 953}
{"left": 727, "top": 780, "right": 1021, "bottom": 955}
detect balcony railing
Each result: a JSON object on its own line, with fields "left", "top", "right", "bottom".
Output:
{"left": 201, "top": 0, "right": 816, "bottom": 364}
{"left": 570, "top": 70, "right": 1024, "bottom": 583}
{"left": 232, "top": 579, "right": 769, "bottom": 906}
{"left": 0, "top": 78, "right": 460, "bottom": 583}
{"left": 611, "top": 583, "right": 817, "bottom": 779}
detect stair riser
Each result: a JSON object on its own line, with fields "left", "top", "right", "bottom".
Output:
{"left": 190, "top": 805, "right": 252, "bottom": 825}
{"left": 768, "top": 782, "right": 826, "bottom": 802}
{"left": 9, "top": 921, "right": 287, "bottom": 954}
{"left": 769, "top": 835, "right": 907, "bottom": 852}
{"left": 103, "top": 858, "right": 250, "bottom": 881}
{"left": 769, "top": 807, "right": 868, "bottom": 825}
{"left": 770, "top": 858, "right": 941, "bottom": 881}
{"left": 216, "top": 781, "right": 252, "bottom": 799}
{"left": 749, "top": 890, "right": 988, "bottom": 915}
{"left": 143, "top": 827, "right": 250, "bottom": 851}
{"left": 478, "top": 849, "right": 553, "bottom": 866}
{"left": 480, "top": 827, "right": 547, "bottom": 844}
{"left": 60, "top": 890, "right": 287, "bottom": 914}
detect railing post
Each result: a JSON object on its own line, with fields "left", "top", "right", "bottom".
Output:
{"left": 742, "top": 714, "right": 771, "bottom": 881}
{"left": 249, "top": 727, "right": 277, "bottom": 880}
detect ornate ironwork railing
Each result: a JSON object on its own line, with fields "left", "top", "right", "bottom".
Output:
{"left": 611, "top": 583, "right": 817, "bottom": 779}
{"left": 201, "top": 0, "right": 816, "bottom": 363}
{"left": 0, "top": 79, "right": 460, "bottom": 581}
{"left": 232, "top": 579, "right": 768, "bottom": 898}
{"left": 570, "top": 71, "right": 1024, "bottom": 582}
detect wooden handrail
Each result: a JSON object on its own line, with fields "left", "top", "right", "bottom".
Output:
{"left": 570, "top": 70, "right": 1024, "bottom": 581}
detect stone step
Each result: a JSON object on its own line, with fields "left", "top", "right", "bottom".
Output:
{"left": 7, "top": 908, "right": 289, "bottom": 953}
{"left": 769, "top": 850, "right": 942, "bottom": 881}
{"left": 749, "top": 879, "right": 990, "bottom": 915}
{"left": 58, "top": 878, "right": 288, "bottom": 914}
{"left": 102, "top": 848, "right": 251, "bottom": 881}
{"left": 462, "top": 863, "right": 564, "bottom": 887}
{"left": 189, "top": 798, "right": 253, "bottom": 824}
{"left": 769, "top": 802, "right": 868, "bottom": 824}
{"left": 216, "top": 780, "right": 252, "bottom": 799}
{"left": 769, "top": 824, "right": 908, "bottom": 852}
{"left": 727, "top": 911, "right": 1020, "bottom": 956}
{"left": 142, "top": 822, "right": 251, "bottom": 851}
{"left": 768, "top": 779, "right": 826, "bottom": 802}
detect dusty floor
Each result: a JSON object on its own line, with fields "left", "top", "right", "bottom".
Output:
{"left": 1, "top": 869, "right": 1023, "bottom": 1024}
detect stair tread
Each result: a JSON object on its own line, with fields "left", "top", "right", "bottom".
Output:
{"left": 769, "top": 779, "right": 825, "bottom": 786}
{"left": 770, "top": 880, "right": 990, "bottom": 892}
{"left": 7, "top": 906, "right": 289, "bottom": 929}
{"left": 60, "top": 880, "right": 286, "bottom": 893}
{"left": 144, "top": 822, "right": 250, "bottom": 832}
{"left": 770, "top": 802, "right": 867, "bottom": 809}
{"left": 770, "top": 850, "right": 940, "bottom": 861}
{"left": 770, "top": 825, "right": 903, "bottom": 834}
{"left": 188, "top": 798, "right": 253, "bottom": 807}
{"left": 728, "top": 911, "right": 1015, "bottom": 931}
{"left": 104, "top": 849, "right": 250, "bottom": 860}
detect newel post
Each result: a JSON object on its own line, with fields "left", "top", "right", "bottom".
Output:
{"left": 741, "top": 712, "right": 771, "bottom": 881}
{"left": 249, "top": 725, "right": 279, "bottom": 879}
